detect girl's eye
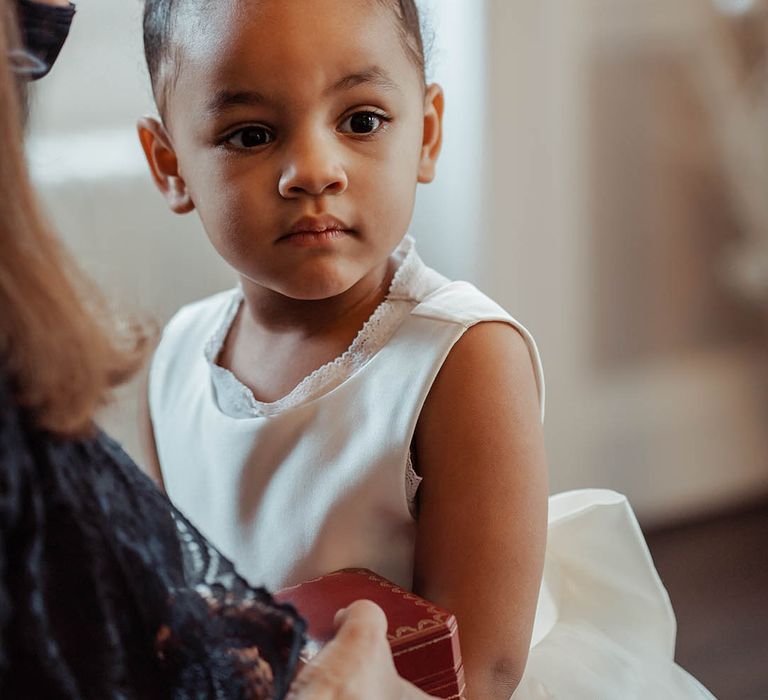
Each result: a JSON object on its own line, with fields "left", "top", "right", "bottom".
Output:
{"left": 225, "top": 125, "right": 274, "bottom": 148}
{"left": 339, "top": 111, "right": 388, "bottom": 135}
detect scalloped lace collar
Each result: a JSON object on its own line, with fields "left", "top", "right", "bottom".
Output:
{"left": 205, "top": 235, "right": 436, "bottom": 418}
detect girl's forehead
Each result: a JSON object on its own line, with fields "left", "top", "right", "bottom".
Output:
{"left": 172, "top": 0, "right": 421, "bottom": 110}
{"left": 180, "top": 0, "right": 401, "bottom": 76}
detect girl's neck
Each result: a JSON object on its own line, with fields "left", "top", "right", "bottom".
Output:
{"left": 238, "top": 259, "right": 395, "bottom": 340}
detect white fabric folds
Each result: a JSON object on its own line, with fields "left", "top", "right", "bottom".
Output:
{"left": 517, "top": 490, "right": 716, "bottom": 699}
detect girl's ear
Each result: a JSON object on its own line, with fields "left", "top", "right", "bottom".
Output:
{"left": 137, "top": 117, "right": 195, "bottom": 214}
{"left": 417, "top": 83, "right": 445, "bottom": 184}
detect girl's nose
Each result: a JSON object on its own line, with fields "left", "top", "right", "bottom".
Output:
{"left": 278, "top": 136, "right": 349, "bottom": 199}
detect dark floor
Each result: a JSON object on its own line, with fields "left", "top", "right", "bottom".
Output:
{"left": 645, "top": 501, "right": 768, "bottom": 700}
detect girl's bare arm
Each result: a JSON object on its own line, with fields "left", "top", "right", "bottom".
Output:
{"left": 413, "top": 321, "right": 548, "bottom": 699}
{"left": 138, "top": 366, "right": 165, "bottom": 490}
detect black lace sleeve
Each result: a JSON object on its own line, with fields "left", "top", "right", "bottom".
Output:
{"left": 0, "top": 377, "right": 305, "bottom": 700}
{"left": 0, "top": 386, "right": 22, "bottom": 686}
{"left": 141, "top": 484, "right": 309, "bottom": 700}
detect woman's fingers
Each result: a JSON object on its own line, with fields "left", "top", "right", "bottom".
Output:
{"left": 332, "top": 599, "right": 389, "bottom": 641}
{"left": 287, "top": 600, "right": 405, "bottom": 699}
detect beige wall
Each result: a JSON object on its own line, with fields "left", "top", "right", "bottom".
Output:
{"left": 481, "top": 0, "right": 768, "bottom": 522}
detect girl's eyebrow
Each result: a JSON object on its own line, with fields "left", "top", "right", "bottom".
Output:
{"left": 326, "top": 66, "right": 400, "bottom": 95}
{"left": 206, "top": 90, "right": 267, "bottom": 116}
{"left": 204, "top": 66, "right": 399, "bottom": 116}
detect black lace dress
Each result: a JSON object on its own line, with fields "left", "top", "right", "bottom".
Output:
{"left": 0, "top": 378, "right": 306, "bottom": 700}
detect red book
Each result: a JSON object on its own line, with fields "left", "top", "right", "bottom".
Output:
{"left": 275, "top": 568, "right": 465, "bottom": 698}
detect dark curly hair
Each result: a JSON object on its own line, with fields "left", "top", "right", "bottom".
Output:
{"left": 143, "top": 0, "right": 427, "bottom": 116}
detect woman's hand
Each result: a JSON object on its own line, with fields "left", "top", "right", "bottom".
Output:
{"left": 287, "top": 600, "right": 437, "bottom": 700}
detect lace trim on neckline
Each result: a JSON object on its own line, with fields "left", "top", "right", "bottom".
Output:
{"left": 205, "top": 236, "right": 425, "bottom": 418}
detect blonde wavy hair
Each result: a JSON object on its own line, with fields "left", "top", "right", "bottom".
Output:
{"left": 0, "top": 2, "right": 147, "bottom": 436}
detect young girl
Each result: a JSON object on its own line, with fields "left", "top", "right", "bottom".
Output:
{"left": 137, "top": 1, "right": 715, "bottom": 698}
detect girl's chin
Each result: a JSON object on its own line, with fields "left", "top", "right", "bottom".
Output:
{"left": 282, "top": 281, "right": 359, "bottom": 302}
{"left": 243, "top": 258, "right": 383, "bottom": 302}
{"left": 270, "top": 272, "right": 362, "bottom": 302}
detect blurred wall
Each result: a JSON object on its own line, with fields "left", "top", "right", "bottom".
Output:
{"left": 480, "top": 0, "right": 768, "bottom": 522}
{"left": 26, "top": 0, "right": 768, "bottom": 524}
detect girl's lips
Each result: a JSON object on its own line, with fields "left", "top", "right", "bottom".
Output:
{"left": 280, "top": 215, "right": 353, "bottom": 246}
{"left": 279, "top": 228, "right": 350, "bottom": 247}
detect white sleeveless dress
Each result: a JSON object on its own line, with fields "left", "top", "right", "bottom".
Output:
{"left": 150, "top": 236, "right": 715, "bottom": 699}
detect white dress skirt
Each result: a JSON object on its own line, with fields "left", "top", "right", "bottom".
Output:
{"left": 515, "top": 489, "right": 716, "bottom": 699}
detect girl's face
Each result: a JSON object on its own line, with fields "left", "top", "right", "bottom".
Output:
{"left": 148, "top": 0, "right": 443, "bottom": 301}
